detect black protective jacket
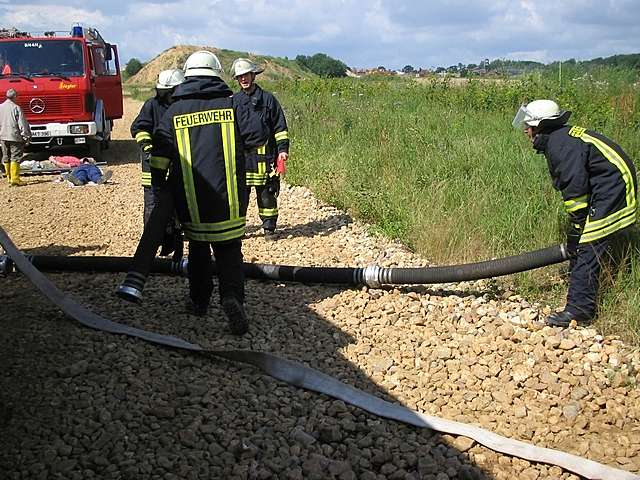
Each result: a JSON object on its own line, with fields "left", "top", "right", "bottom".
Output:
{"left": 233, "top": 85, "right": 289, "bottom": 186}
{"left": 533, "top": 125, "right": 637, "bottom": 244}
{"left": 130, "top": 93, "right": 172, "bottom": 186}
{"left": 151, "top": 77, "right": 268, "bottom": 242}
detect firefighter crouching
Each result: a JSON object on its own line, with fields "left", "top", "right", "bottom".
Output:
{"left": 151, "top": 51, "right": 268, "bottom": 335}
{"left": 513, "top": 100, "right": 637, "bottom": 327}
{"left": 231, "top": 58, "right": 289, "bottom": 237}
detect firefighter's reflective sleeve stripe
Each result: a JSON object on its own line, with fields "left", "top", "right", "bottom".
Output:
{"left": 176, "top": 128, "right": 200, "bottom": 224}
{"left": 564, "top": 195, "right": 589, "bottom": 213}
{"left": 259, "top": 207, "right": 278, "bottom": 218}
{"left": 221, "top": 122, "right": 240, "bottom": 220}
{"left": 274, "top": 130, "right": 289, "bottom": 142}
{"left": 246, "top": 172, "right": 268, "bottom": 186}
{"left": 141, "top": 171, "right": 152, "bottom": 187}
{"left": 257, "top": 145, "right": 266, "bottom": 155}
{"left": 182, "top": 217, "right": 246, "bottom": 242}
{"left": 578, "top": 132, "right": 637, "bottom": 243}
{"left": 149, "top": 156, "right": 170, "bottom": 170}
{"left": 135, "top": 131, "right": 152, "bottom": 143}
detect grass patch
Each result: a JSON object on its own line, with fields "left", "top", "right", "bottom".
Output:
{"left": 273, "top": 74, "right": 640, "bottom": 342}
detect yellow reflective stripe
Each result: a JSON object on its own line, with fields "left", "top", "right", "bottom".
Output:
{"left": 176, "top": 128, "right": 200, "bottom": 224}
{"left": 246, "top": 171, "right": 267, "bottom": 186}
{"left": 221, "top": 122, "right": 239, "bottom": 220}
{"left": 149, "top": 156, "right": 170, "bottom": 170}
{"left": 259, "top": 208, "right": 278, "bottom": 217}
{"left": 183, "top": 221, "right": 246, "bottom": 242}
{"left": 257, "top": 145, "right": 266, "bottom": 155}
{"left": 257, "top": 161, "right": 267, "bottom": 175}
{"left": 183, "top": 217, "right": 246, "bottom": 232}
{"left": 274, "top": 130, "right": 289, "bottom": 141}
{"left": 581, "top": 133, "right": 636, "bottom": 234}
{"left": 141, "top": 172, "right": 152, "bottom": 186}
{"left": 246, "top": 172, "right": 267, "bottom": 180}
{"left": 584, "top": 204, "right": 636, "bottom": 234}
{"left": 568, "top": 126, "right": 586, "bottom": 138}
{"left": 564, "top": 195, "right": 589, "bottom": 213}
{"left": 135, "top": 131, "right": 152, "bottom": 142}
{"left": 183, "top": 227, "right": 246, "bottom": 242}
{"left": 579, "top": 211, "right": 636, "bottom": 243}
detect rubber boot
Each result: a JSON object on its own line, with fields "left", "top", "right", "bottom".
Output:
{"left": 3, "top": 162, "right": 10, "bottom": 184}
{"left": 9, "top": 162, "right": 22, "bottom": 186}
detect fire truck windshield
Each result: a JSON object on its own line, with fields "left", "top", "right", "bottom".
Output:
{"left": 0, "top": 39, "right": 84, "bottom": 78}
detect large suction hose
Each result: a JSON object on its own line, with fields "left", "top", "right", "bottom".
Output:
{"left": 109, "top": 182, "right": 569, "bottom": 302}
{"left": 1, "top": 244, "right": 568, "bottom": 288}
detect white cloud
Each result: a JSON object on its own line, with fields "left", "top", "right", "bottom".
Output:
{"left": 1, "top": 0, "right": 638, "bottom": 69}
{"left": 2, "top": 5, "right": 110, "bottom": 30}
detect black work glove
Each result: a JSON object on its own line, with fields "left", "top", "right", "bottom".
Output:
{"left": 266, "top": 174, "right": 280, "bottom": 197}
{"left": 566, "top": 225, "right": 581, "bottom": 258}
{"left": 150, "top": 167, "right": 168, "bottom": 190}
{"left": 159, "top": 217, "right": 182, "bottom": 257}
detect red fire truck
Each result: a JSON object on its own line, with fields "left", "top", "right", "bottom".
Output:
{"left": 0, "top": 25, "right": 123, "bottom": 161}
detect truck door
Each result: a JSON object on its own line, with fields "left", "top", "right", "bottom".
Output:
{"left": 91, "top": 43, "right": 123, "bottom": 120}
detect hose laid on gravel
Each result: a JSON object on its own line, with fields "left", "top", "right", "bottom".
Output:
{"left": 1, "top": 228, "right": 636, "bottom": 480}
{"left": 1, "top": 243, "right": 568, "bottom": 289}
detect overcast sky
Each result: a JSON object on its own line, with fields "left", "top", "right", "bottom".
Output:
{"left": 2, "top": 0, "right": 639, "bottom": 70}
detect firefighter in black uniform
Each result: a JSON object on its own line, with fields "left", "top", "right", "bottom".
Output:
{"left": 231, "top": 58, "right": 289, "bottom": 237}
{"left": 151, "top": 51, "right": 267, "bottom": 335}
{"left": 131, "top": 69, "right": 185, "bottom": 224}
{"left": 513, "top": 99, "right": 637, "bottom": 327}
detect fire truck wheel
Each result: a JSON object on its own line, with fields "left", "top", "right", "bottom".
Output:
{"left": 88, "top": 141, "right": 103, "bottom": 162}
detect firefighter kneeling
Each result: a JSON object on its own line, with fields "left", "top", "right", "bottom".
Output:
{"left": 151, "top": 51, "right": 268, "bottom": 335}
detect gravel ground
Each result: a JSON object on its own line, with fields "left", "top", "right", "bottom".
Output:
{"left": 0, "top": 98, "right": 639, "bottom": 480}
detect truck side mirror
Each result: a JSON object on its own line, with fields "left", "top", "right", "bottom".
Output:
{"left": 105, "top": 44, "right": 113, "bottom": 61}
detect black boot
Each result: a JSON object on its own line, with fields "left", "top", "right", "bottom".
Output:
{"left": 222, "top": 297, "right": 249, "bottom": 335}
{"left": 186, "top": 298, "right": 209, "bottom": 317}
{"left": 545, "top": 310, "right": 592, "bottom": 327}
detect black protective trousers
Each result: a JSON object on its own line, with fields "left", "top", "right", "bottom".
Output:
{"left": 247, "top": 176, "right": 279, "bottom": 230}
{"left": 566, "top": 238, "right": 610, "bottom": 320}
{"left": 187, "top": 239, "right": 244, "bottom": 307}
{"left": 143, "top": 186, "right": 156, "bottom": 226}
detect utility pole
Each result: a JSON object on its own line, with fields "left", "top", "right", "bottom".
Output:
{"left": 559, "top": 61, "right": 562, "bottom": 88}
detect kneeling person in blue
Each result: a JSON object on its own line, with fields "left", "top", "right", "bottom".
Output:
{"left": 62, "top": 158, "right": 112, "bottom": 185}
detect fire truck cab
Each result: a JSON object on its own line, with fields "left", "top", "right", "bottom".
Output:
{"left": 0, "top": 25, "right": 123, "bottom": 161}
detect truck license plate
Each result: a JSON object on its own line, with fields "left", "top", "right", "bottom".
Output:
{"left": 31, "top": 131, "right": 51, "bottom": 137}
{"left": 74, "top": 138, "right": 86, "bottom": 144}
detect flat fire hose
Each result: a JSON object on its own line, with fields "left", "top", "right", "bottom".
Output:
{"left": 0, "top": 227, "right": 636, "bottom": 480}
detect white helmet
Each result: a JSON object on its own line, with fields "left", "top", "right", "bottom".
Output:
{"left": 183, "top": 50, "right": 223, "bottom": 77}
{"left": 512, "top": 99, "right": 571, "bottom": 129}
{"left": 156, "top": 69, "right": 185, "bottom": 89}
{"left": 231, "top": 58, "right": 264, "bottom": 78}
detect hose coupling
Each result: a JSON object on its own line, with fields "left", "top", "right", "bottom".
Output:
{"left": 178, "top": 257, "right": 189, "bottom": 276}
{"left": 115, "top": 271, "right": 147, "bottom": 303}
{"left": 362, "top": 264, "right": 382, "bottom": 288}
{"left": 115, "top": 284, "right": 143, "bottom": 303}
{"left": 0, "top": 255, "right": 13, "bottom": 275}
